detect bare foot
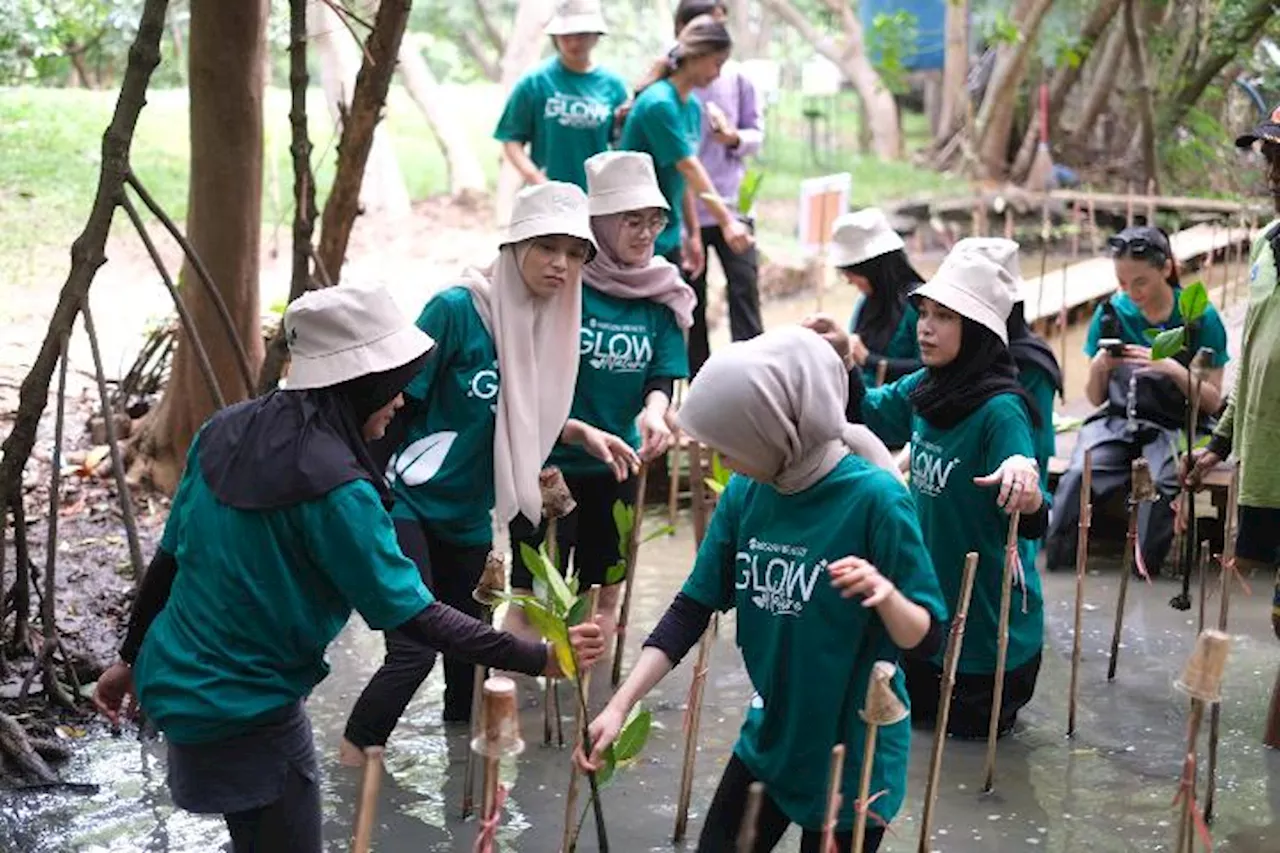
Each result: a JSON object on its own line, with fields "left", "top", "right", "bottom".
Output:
{"left": 339, "top": 736, "right": 366, "bottom": 768}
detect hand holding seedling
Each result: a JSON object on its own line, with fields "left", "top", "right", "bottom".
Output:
{"left": 828, "top": 557, "right": 895, "bottom": 606}
{"left": 974, "top": 455, "right": 1042, "bottom": 513}
{"left": 546, "top": 618, "right": 608, "bottom": 678}
{"left": 577, "top": 705, "right": 626, "bottom": 772}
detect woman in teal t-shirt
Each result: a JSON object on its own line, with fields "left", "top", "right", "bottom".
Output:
{"left": 493, "top": 2, "right": 628, "bottom": 190}
{"left": 830, "top": 208, "right": 925, "bottom": 387}
{"left": 343, "top": 184, "right": 637, "bottom": 749}
{"left": 508, "top": 152, "right": 692, "bottom": 645}
{"left": 1045, "top": 226, "right": 1228, "bottom": 575}
{"left": 816, "top": 252, "right": 1049, "bottom": 739}
{"left": 619, "top": 14, "right": 751, "bottom": 277}
{"left": 578, "top": 327, "right": 946, "bottom": 852}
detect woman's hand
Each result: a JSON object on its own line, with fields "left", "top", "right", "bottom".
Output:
{"left": 574, "top": 704, "right": 628, "bottom": 772}
{"left": 849, "top": 334, "right": 870, "bottom": 368}
{"left": 1091, "top": 349, "right": 1116, "bottom": 376}
{"left": 720, "top": 217, "right": 753, "bottom": 255}
{"left": 92, "top": 661, "right": 138, "bottom": 727}
{"left": 827, "top": 557, "right": 897, "bottom": 607}
{"left": 974, "top": 455, "right": 1043, "bottom": 513}
{"left": 580, "top": 424, "right": 641, "bottom": 482}
{"left": 681, "top": 231, "right": 706, "bottom": 278}
{"left": 543, "top": 617, "right": 607, "bottom": 678}
{"left": 801, "top": 314, "right": 854, "bottom": 371}
{"left": 1184, "top": 447, "right": 1222, "bottom": 491}
{"left": 639, "top": 408, "right": 674, "bottom": 462}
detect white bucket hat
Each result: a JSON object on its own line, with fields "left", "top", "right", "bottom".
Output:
{"left": 502, "top": 182, "right": 598, "bottom": 255}
{"left": 913, "top": 252, "right": 1015, "bottom": 344}
{"left": 284, "top": 283, "right": 435, "bottom": 391}
{"left": 585, "top": 151, "right": 670, "bottom": 217}
{"left": 829, "top": 208, "right": 905, "bottom": 269}
{"left": 950, "top": 237, "right": 1026, "bottom": 303}
{"left": 545, "top": 0, "right": 608, "bottom": 35}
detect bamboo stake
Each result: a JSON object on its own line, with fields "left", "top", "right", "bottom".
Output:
{"left": 736, "top": 782, "right": 766, "bottom": 853}
{"left": 1068, "top": 451, "right": 1093, "bottom": 738}
{"left": 612, "top": 463, "right": 651, "bottom": 686}
{"left": 1204, "top": 462, "right": 1240, "bottom": 824}
{"left": 982, "top": 512, "right": 1022, "bottom": 793}
{"left": 853, "top": 728, "right": 878, "bottom": 853}
{"left": 689, "top": 441, "right": 710, "bottom": 547}
{"left": 1108, "top": 459, "right": 1154, "bottom": 681}
{"left": 918, "top": 552, "right": 979, "bottom": 852}
{"left": 668, "top": 435, "right": 682, "bottom": 531}
{"left": 821, "top": 744, "right": 846, "bottom": 852}
{"left": 1176, "top": 699, "right": 1207, "bottom": 853}
{"left": 351, "top": 746, "right": 384, "bottom": 853}
{"left": 474, "top": 677, "right": 524, "bottom": 853}
{"left": 1196, "top": 542, "right": 1210, "bottom": 635}
{"left": 462, "top": 660, "right": 486, "bottom": 818}
{"left": 563, "top": 588, "right": 600, "bottom": 853}
{"left": 855, "top": 663, "right": 908, "bottom": 853}
{"left": 674, "top": 626, "right": 714, "bottom": 843}
{"left": 545, "top": 515, "right": 560, "bottom": 747}
{"left": 1173, "top": 631, "right": 1230, "bottom": 853}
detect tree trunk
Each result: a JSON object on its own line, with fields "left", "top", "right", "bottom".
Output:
{"left": 1068, "top": 26, "right": 1126, "bottom": 151}
{"left": 460, "top": 31, "right": 503, "bottom": 82}
{"left": 1010, "top": 0, "right": 1123, "bottom": 179}
{"left": 473, "top": 0, "right": 507, "bottom": 53}
{"left": 1122, "top": 0, "right": 1158, "bottom": 191}
{"left": 495, "top": 0, "right": 555, "bottom": 227}
{"left": 975, "top": 0, "right": 1056, "bottom": 179}
{"left": 307, "top": 1, "right": 411, "bottom": 221}
{"left": 130, "top": 0, "right": 268, "bottom": 493}
{"left": 935, "top": 0, "right": 969, "bottom": 146}
{"left": 399, "top": 39, "right": 487, "bottom": 199}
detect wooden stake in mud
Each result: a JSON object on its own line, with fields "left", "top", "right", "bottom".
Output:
{"left": 855, "top": 663, "right": 909, "bottom": 853}
{"left": 736, "top": 782, "right": 766, "bottom": 853}
{"left": 563, "top": 587, "right": 601, "bottom": 853}
{"left": 821, "top": 744, "right": 846, "bottom": 852}
{"left": 918, "top": 552, "right": 979, "bottom": 852}
{"left": 351, "top": 747, "right": 384, "bottom": 853}
{"left": 1204, "top": 462, "right": 1240, "bottom": 824}
{"left": 472, "top": 677, "right": 525, "bottom": 853}
{"left": 1108, "top": 458, "right": 1157, "bottom": 681}
{"left": 982, "top": 511, "right": 1022, "bottom": 793}
{"left": 1172, "top": 630, "right": 1231, "bottom": 853}
{"left": 1068, "top": 451, "right": 1093, "bottom": 738}
{"left": 1196, "top": 542, "right": 1211, "bottom": 634}
{"left": 612, "top": 463, "right": 651, "bottom": 686}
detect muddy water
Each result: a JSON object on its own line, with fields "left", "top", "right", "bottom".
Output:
{"left": 3, "top": 515, "right": 1277, "bottom": 852}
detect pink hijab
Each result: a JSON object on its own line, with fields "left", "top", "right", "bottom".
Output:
{"left": 584, "top": 214, "right": 697, "bottom": 329}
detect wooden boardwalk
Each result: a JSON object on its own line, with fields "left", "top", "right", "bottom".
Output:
{"left": 1022, "top": 223, "right": 1259, "bottom": 324}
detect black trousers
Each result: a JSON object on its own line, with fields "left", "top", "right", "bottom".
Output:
{"left": 902, "top": 652, "right": 1042, "bottom": 739}
{"left": 696, "top": 753, "right": 883, "bottom": 852}
{"left": 344, "top": 519, "right": 489, "bottom": 743}
{"left": 223, "top": 763, "right": 322, "bottom": 853}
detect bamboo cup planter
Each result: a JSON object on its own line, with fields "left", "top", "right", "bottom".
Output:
{"left": 1108, "top": 457, "right": 1158, "bottom": 681}
{"left": 854, "top": 662, "right": 909, "bottom": 853}
{"left": 464, "top": 549, "right": 509, "bottom": 818}
{"left": 472, "top": 676, "right": 525, "bottom": 853}
{"left": 1172, "top": 630, "right": 1231, "bottom": 853}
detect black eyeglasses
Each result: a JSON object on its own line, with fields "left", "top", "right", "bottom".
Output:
{"left": 1107, "top": 233, "right": 1169, "bottom": 263}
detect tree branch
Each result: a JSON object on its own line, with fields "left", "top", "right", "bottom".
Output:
{"left": 472, "top": 0, "right": 506, "bottom": 54}
{"left": 460, "top": 29, "right": 502, "bottom": 82}
{"left": 1122, "top": 0, "right": 1158, "bottom": 192}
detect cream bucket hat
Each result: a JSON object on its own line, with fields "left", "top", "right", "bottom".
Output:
{"left": 545, "top": 0, "right": 608, "bottom": 35}
{"left": 913, "top": 251, "right": 1015, "bottom": 344}
{"left": 829, "top": 208, "right": 906, "bottom": 269}
{"left": 950, "top": 237, "right": 1027, "bottom": 303}
{"left": 284, "top": 282, "right": 435, "bottom": 390}
{"left": 502, "top": 181, "right": 598, "bottom": 255}
{"left": 585, "top": 151, "right": 670, "bottom": 217}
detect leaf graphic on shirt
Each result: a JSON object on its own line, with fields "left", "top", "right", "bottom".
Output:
{"left": 391, "top": 431, "right": 458, "bottom": 487}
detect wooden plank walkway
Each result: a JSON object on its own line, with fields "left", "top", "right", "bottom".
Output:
{"left": 1022, "top": 223, "right": 1259, "bottom": 324}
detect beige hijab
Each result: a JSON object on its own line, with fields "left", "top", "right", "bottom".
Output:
{"left": 677, "top": 326, "right": 902, "bottom": 493}
{"left": 463, "top": 243, "right": 583, "bottom": 525}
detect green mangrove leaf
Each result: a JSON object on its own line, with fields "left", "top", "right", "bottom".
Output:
{"left": 613, "top": 706, "right": 652, "bottom": 763}
{"left": 568, "top": 595, "right": 590, "bottom": 627}
{"left": 1150, "top": 327, "right": 1186, "bottom": 361}
{"left": 605, "top": 559, "right": 628, "bottom": 586}
{"left": 1179, "top": 281, "right": 1209, "bottom": 324}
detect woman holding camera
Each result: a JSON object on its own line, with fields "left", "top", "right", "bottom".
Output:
{"left": 1044, "top": 226, "right": 1229, "bottom": 574}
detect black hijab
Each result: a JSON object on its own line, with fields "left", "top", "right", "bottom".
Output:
{"left": 1006, "top": 302, "right": 1063, "bottom": 397}
{"left": 845, "top": 249, "right": 924, "bottom": 353}
{"left": 198, "top": 354, "right": 427, "bottom": 511}
{"left": 908, "top": 316, "right": 1042, "bottom": 431}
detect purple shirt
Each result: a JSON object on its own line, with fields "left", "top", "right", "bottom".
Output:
{"left": 693, "top": 62, "right": 764, "bottom": 227}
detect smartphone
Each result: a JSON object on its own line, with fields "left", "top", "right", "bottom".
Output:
{"left": 1099, "top": 337, "right": 1125, "bottom": 357}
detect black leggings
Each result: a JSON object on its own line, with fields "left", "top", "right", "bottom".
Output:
{"left": 509, "top": 471, "right": 639, "bottom": 589}
{"left": 697, "top": 754, "right": 883, "bottom": 852}
{"left": 344, "top": 520, "right": 490, "bottom": 742}
{"left": 223, "top": 763, "right": 321, "bottom": 853}
{"left": 902, "top": 652, "right": 1042, "bottom": 739}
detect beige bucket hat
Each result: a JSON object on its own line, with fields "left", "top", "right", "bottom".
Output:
{"left": 284, "top": 282, "right": 435, "bottom": 390}
{"left": 585, "top": 151, "right": 670, "bottom": 217}
{"left": 829, "top": 208, "right": 906, "bottom": 269}
{"left": 913, "top": 251, "right": 1015, "bottom": 344}
{"left": 950, "top": 237, "right": 1027, "bottom": 303}
{"left": 502, "top": 182, "right": 598, "bottom": 255}
{"left": 545, "top": 0, "right": 608, "bottom": 35}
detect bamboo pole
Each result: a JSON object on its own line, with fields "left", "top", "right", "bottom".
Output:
{"left": 674, "top": 626, "right": 714, "bottom": 843}
{"left": 1176, "top": 700, "right": 1207, "bottom": 853}
{"left": 982, "top": 512, "right": 1022, "bottom": 793}
{"left": 853, "top": 727, "right": 879, "bottom": 853}
{"left": 462, "top": 660, "right": 486, "bottom": 818}
{"left": 562, "top": 587, "right": 601, "bottom": 853}
{"left": 1173, "top": 630, "right": 1230, "bottom": 853}
{"left": 612, "top": 464, "right": 651, "bottom": 686}
{"left": 917, "top": 552, "right": 979, "bottom": 852}
{"left": 351, "top": 746, "right": 384, "bottom": 853}
{"left": 736, "top": 782, "right": 766, "bottom": 853}
{"left": 474, "top": 676, "right": 524, "bottom": 853}
{"left": 1108, "top": 459, "right": 1154, "bottom": 681}
{"left": 855, "top": 663, "right": 908, "bottom": 853}
{"left": 821, "top": 744, "right": 846, "bottom": 852}
{"left": 1068, "top": 451, "right": 1093, "bottom": 738}
{"left": 546, "top": 516, "right": 561, "bottom": 747}
{"left": 1196, "top": 542, "right": 1210, "bottom": 634}
{"left": 1204, "top": 462, "right": 1240, "bottom": 824}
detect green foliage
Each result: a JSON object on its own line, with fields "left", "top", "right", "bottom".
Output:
{"left": 577, "top": 705, "right": 653, "bottom": 830}
{"left": 1179, "top": 280, "right": 1210, "bottom": 325}
{"left": 984, "top": 10, "right": 1022, "bottom": 47}
{"left": 866, "top": 11, "right": 919, "bottom": 95}
{"left": 1148, "top": 280, "right": 1210, "bottom": 361}
{"left": 705, "top": 452, "right": 732, "bottom": 497}
{"left": 0, "top": 0, "right": 153, "bottom": 86}
{"left": 738, "top": 169, "right": 765, "bottom": 216}
{"left": 1149, "top": 327, "right": 1186, "bottom": 361}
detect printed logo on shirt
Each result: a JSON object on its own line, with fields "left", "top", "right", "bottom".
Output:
{"left": 910, "top": 434, "right": 961, "bottom": 498}
{"left": 734, "top": 538, "right": 824, "bottom": 617}
{"left": 545, "top": 92, "right": 613, "bottom": 130}
{"left": 468, "top": 360, "right": 500, "bottom": 413}
{"left": 581, "top": 319, "right": 653, "bottom": 373}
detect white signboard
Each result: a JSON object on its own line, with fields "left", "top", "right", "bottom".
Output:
{"left": 798, "top": 173, "right": 852, "bottom": 257}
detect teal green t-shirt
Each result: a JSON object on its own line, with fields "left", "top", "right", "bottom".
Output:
{"left": 388, "top": 287, "right": 499, "bottom": 546}
{"left": 618, "top": 80, "right": 702, "bottom": 256}
{"left": 134, "top": 443, "right": 433, "bottom": 745}
{"left": 1084, "top": 290, "right": 1231, "bottom": 368}
{"left": 863, "top": 371, "right": 1045, "bottom": 674}
{"left": 682, "top": 455, "right": 947, "bottom": 831}
{"left": 549, "top": 286, "right": 689, "bottom": 476}
{"left": 850, "top": 300, "right": 921, "bottom": 386}
{"left": 493, "top": 57, "right": 629, "bottom": 190}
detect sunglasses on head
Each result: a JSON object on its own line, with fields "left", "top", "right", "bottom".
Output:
{"left": 1107, "top": 233, "right": 1169, "bottom": 263}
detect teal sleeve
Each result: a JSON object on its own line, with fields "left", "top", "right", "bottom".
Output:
{"left": 403, "top": 293, "right": 455, "bottom": 403}
{"left": 1083, "top": 304, "right": 1104, "bottom": 356}
{"left": 649, "top": 309, "right": 690, "bottom": 381}
{"left": 304, "top": 481, "right": 434, "bottom": 630}
{"left": 981, "top": 396, "right": 1041, "bottom": 498}
{"left": 637, "top": 97, "right": 695, "bottom": 167}
{"left": 1197, "top": 307, "right": 1231, "bottom": 367}
{"left": 869, "top": 477, "right": 948, "bottom": 625}
{"left": 494, "top": 76, "right": 535, "bottom": 144}
{"left": 680, "top": 477, "right": 742, "bottom": 612}
{"left": 862, "top": 372, "right": 919, "bottom": 447}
